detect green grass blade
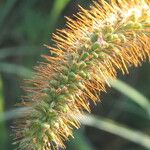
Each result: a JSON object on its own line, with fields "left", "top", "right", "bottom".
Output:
{"left": 0, "top": 76, "right": 7, "bottom": 150}
{"left": 0, "top": 107, "right": 30, "bottom": 123}
{"left": 49, "top": 0, "right": 71, "bottom": 31}
{"left": 110, "top": 79, "right": 150, "bottom": 115}
{"left": 0, "top": 77, "right": 4, "bottom": 113}
{"left": 0, "top": 63, "right": 34, "bottom": 78}
{"left": 67, "top": 129, "right": 93, "bottom": 150}
{"left": 80, "top": 114, "right": 150, "bottom": 150}
{"left": 0, "top": 0, "right": 18, "bottom": 29}
{"left": 0, "top": 46, "right": 40, "bottom": 59}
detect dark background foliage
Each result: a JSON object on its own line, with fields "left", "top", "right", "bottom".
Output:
{"left": 0, "top": 0, "right": 150, "bottom": 150}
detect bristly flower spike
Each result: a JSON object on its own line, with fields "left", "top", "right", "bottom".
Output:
{"left": 14, "top": 0, "right": 150, "bottom": 149}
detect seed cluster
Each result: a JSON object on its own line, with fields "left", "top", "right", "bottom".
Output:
{"left": 14, "top": 0, "right": 150, "bottom": 150}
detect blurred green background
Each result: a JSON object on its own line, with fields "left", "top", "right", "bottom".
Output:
{"left": 0, "top": 0, "right": 150, "bottom": 150}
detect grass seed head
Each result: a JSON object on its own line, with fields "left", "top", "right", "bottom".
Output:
{"left": 14, "top": 0, "right": 150, "bottom": 150}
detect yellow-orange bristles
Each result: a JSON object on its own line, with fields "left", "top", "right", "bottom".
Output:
{"left": 14, "top": 0, "right": 150, "bottom": 150}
